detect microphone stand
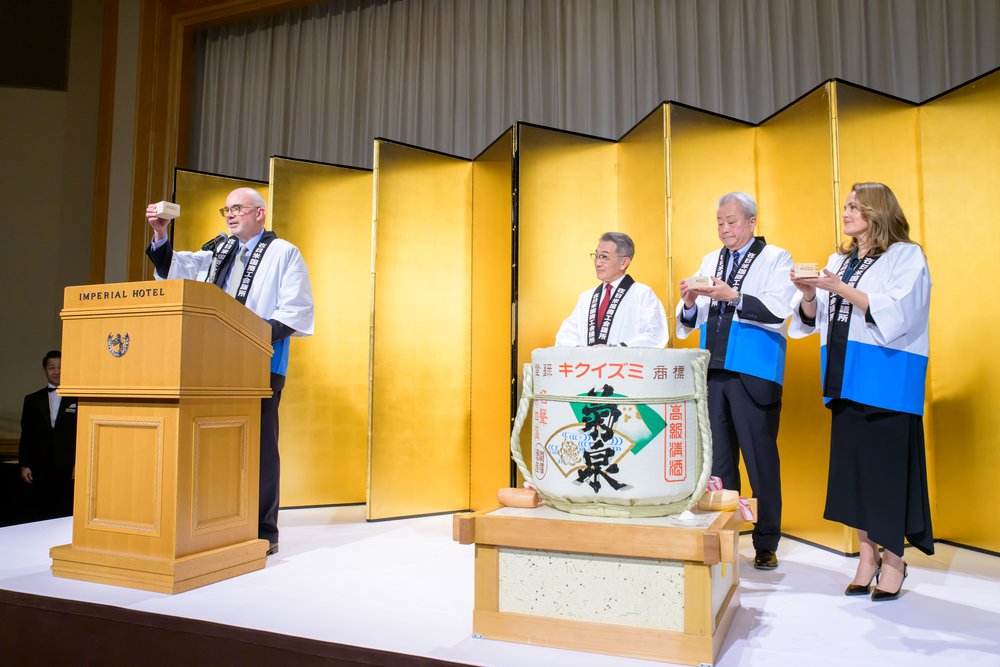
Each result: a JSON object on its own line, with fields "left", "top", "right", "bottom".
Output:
{"left": 204, "top": 234, "right": 228, "bottom": 285}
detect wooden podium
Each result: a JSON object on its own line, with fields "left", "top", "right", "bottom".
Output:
{"left": 50, "top": 280, "right": 273, "bottom": 593}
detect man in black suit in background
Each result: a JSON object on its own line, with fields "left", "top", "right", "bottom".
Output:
{"left": 19, "top": 350, "right": 77, "bottom": 520}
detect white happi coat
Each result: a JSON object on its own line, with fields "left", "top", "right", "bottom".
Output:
{"left": 555, "top": 280, "right": 668, "bottom": 347}
{"left": 675, "top": 243, "right": 794, "bottom": 384}
{"left": 153, "top": 239, "right": 314, "bottom": 374}
{"left": 789, "top": 242, "right": 930, "bottom": 415}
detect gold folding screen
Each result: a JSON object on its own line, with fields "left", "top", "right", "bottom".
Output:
{"left": 368, "top": 140, "right": 473, "bottom": 520}
{"left": 920, "top": 70, "right": 1000, "bottom": 553}
{"left": 829, "top": 83, "right": 925, "bottom": 552}
{"left": 617, "top": 107, "right": 670, "bottom": 311}
{"left": 516, "top": 124, "right": 619, "bottom": 355}
{"left": 662, "top": 104, "right": 760, "bottom": 536}
{"left": 268, "top": 157, "right": 372, "bottom": 506}
{"left": 834, "top": 83, "right": 922, "bottom": 236}
{"left": 470, "top": 131, "right": 516, "bottom": 510}
{"left": 167, "top": 73, "right": 999, "bottom": 554}
{"left": 666, "top": 105, "right": 757, "bottom": 327}
{"left": 755, "top": 86, "right": 845, "bottom": 551}
{"left": 514, "top": 124, "right": 618, "bottom": 467}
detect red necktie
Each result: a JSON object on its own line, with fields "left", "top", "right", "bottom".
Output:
{"left": 597, "top": 283, "right": 612, "bottom": 323}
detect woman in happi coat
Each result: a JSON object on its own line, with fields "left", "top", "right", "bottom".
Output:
{"left": 789, "top": 182, "right": 933, "bottom": 601}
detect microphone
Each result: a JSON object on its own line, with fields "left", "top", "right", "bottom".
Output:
{"left": 204, "top": 234, "right": 229, "bottom": 285}
{"left": 201, "top": 234, "right": 228, "bottom": 251}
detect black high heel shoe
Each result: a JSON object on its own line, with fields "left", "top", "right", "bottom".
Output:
{"left": 871, "top": 563, "right": 908, "bottom": 601}
{"left": 845, "top": 560, "right": 881, "bottom": 596}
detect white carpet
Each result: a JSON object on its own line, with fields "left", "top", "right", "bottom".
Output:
{"left": 1, "top": 506, "right": 998, "bottom": 666}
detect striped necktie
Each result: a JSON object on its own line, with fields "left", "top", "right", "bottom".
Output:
{"left": 720, "top": 251, "right": 740, "bottom": 315}
{"left": 726, "top": 251, "right": 741, "bottom": 285}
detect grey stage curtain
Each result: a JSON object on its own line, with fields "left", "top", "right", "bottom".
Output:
{"left": 187, "top": 0, "right": 1000, "bottom": 179}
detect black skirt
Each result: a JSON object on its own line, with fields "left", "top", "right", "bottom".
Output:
{"left": 823, "top": 399, "right": 934, "bottom": 557}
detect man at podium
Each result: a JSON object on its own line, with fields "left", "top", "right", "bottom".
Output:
{"left": 145, "top": 187, "right": 314, "bottom": 556}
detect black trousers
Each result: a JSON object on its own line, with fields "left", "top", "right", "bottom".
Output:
{"left": 707, "top": 370, "right": 782, "bottom": 552}
{"left": 23, "top": 476, "right": 73, "bottom": 522}
{"left": 259, "top": 372, "right": 284, "bottom": 544}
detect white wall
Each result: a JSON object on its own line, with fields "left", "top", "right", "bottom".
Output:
{"left": 0, "top": 0, "right": 103, "bottom": 439}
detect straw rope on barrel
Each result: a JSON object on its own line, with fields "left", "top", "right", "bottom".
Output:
{"left": 510, "top": 347, "right": 713, "bottom": 518}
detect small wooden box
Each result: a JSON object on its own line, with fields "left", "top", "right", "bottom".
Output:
{"left": 686, "top": 275, "right": 713, "bottom": 288}
{"left": 154, "top": 200, "right": 181, "bottom": 219}
{"left": 793, "top": 262, "right": 819, "bottom": 278}
{"left": 453, "top": 504, "right": 751, "bottom": 666}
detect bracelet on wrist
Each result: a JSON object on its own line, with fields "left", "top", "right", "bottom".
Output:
{"left": 802, "top": 294, "right": 816, "bottom": 303}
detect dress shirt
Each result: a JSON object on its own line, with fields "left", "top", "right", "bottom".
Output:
{"left": 47, "top": 384, "right": 59, "bottom": 427}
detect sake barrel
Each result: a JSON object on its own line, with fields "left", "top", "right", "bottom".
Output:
{"left": 511, "top": 346, "right": 712, "bottom": 518}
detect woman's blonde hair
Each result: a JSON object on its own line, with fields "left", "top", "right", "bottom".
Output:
{"left": 840, "top": 182, "right": 914, "bottom": 256}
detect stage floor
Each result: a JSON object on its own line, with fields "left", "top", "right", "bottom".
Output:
{"left": 1, "top": 505, "right": 999, "bottom": 666}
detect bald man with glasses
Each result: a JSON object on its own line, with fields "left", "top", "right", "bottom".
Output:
{"left": 145, "top": 187, "right": 314, "bottom": 556}
{"left": 555, "top": 232, "right": 668, "bottom": 348}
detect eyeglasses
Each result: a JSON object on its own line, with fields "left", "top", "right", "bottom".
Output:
{"left": 219, "top": 205, "right": 258, "bottom": 218}
{"left": 590, "top": 252, "right": 618, "bottom": 264}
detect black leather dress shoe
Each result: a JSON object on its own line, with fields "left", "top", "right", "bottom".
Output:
{"left": 753, "top": 549, "right": 778, "bottom": 570}
{"left": 266, "top": 542, "right": 279, "bottom": 556}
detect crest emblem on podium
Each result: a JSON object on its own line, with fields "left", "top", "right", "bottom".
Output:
{"left": 107, "top": 332, "right": 130, "bottom": 358}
